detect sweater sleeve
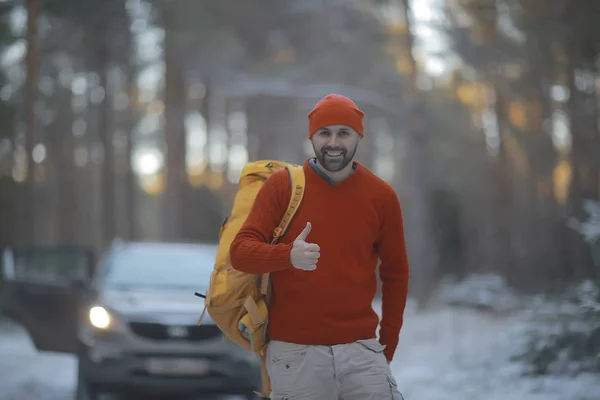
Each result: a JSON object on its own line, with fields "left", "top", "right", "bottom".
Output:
{"left": 229, "top": 170, "right": 295, "bottom": 274}
{"left": 377, "top": 188, "right": 410, "bottom": 362}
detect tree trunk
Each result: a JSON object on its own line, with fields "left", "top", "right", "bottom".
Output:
{"left": 401, "top": 0, "right": 439, "bottom": 307}
{"left": 565, "top": 57, "right": 598, "bottom": 281}
{"left": 98, "top": 20, "right": 116, "bottom": 249}
{"left": 162, "top": 7, "right": 187, "bottom": 241}
{"left": 489, "top": 73, "right": 515, "bottom": 282}
{"left": 55, "top": 87, "right": 76, "bottom": 244}
{"left": 25, "top": 0, "right": 40, "bottom": 246}
{"left": 124, "top": 67, "right": 137, "bottom": 241}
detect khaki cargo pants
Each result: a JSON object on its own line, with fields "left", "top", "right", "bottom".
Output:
{"left": 266, "top": 339, "right": 404, "bottom": 399}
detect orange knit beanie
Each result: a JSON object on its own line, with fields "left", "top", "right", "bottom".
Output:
{"left": 307, "top": 94, "right": 364, "bottom": 139}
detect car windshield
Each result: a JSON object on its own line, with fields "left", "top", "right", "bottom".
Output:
{"left": 102, "top": 245, "right": 216, "bottom": 290}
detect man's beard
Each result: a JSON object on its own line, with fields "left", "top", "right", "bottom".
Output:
{"left": 313, "top": 144, "right": 357, "bottom": 172}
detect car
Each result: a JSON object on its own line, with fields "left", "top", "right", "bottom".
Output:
{"left": 0, "top": 241, "right": 261, "bottom": 399}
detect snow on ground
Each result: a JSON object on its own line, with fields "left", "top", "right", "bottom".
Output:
{"left": 376, "top": 273, "right": 600, "bottom": 400}
{"left": 378, "top": 299, "right": 600, "bottom": 400}
{"left": 0, "top": 318, "right": 248, "bottom": 400}
{"left": 1, "top": 279, "right": 599, "bottom": 400}
{"left": 0, "top": 318, "right": 75, "bottom": 400}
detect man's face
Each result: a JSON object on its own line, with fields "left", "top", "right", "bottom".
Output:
{"left": 311, "top": 124, "right": 361, "bottom": 172}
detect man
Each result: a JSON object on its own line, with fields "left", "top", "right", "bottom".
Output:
{"left": 230, "top": 94, "right": 409, "bottom": 399}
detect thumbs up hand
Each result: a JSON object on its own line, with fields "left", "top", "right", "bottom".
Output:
{"left": 290, "top": 222, "right": 320, "bottom": 271}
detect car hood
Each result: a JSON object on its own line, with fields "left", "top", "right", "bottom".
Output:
{"left": 98, "top": 287, "right": 214, "bottom": 325}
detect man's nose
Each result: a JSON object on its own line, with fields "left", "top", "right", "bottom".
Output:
{"left": 325, "top": 135, "right": 339, "bottom": 147}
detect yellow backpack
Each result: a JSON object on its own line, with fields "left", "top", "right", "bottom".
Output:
{"left": 198, "top": 160, "right": 305, "bottom": 399}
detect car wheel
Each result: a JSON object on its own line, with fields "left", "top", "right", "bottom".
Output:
{"left": 75, "top": 364, "right": 98, "bottom": 400}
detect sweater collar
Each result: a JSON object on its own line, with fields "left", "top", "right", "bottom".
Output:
{"left": 307, "top": 158, "right": 357, "bottom": 186}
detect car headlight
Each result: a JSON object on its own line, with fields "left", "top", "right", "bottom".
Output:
{"left": 89, "top": 306, "right": 111, "bottom": 329}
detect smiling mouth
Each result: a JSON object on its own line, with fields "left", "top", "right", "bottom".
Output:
{"left": 324, "top": 150, "right": 343, "bottom": 158}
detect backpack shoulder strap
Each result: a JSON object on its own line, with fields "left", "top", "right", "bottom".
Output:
{"left": 271, "top": 164, "right": 306, "bottom": 243}
{"left": 258, "top": 164, "right": 305, "bottom": 297}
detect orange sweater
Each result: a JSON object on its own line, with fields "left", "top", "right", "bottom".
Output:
{"left": 229, "top": 159, "right": 410, "bottom": 361}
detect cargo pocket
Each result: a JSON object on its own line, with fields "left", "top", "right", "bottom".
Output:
{"left": 357, "top": 338, "right": 387, "bottom": 353}
{"left": 267, "top": 342, "right": 310, "bottom": 397}
{"left": 268, "top": 342, "right": 309, "bottom": 372}
{"left": 357, "top": 339, "right": 404, "bottom": 400}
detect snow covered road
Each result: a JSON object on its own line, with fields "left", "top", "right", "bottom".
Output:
{"left": 0, "top": 318, "right": 251, "bottom": 400}
{"left": 0, "top": 320, "right": 74, "bottom": 400}
{"left": 1, "top": 303, "right": 599, "bottom": 400}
